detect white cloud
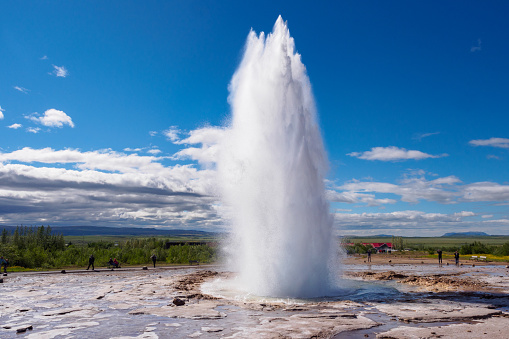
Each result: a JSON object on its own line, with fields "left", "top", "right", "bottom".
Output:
{"left": 469, "top": 137, "right": 509, "bottom": 149}
{"left": 149, "top": 131, "right": 158, "bottom": 137}
{"left": 172, "top": 127, "right": 226, "bottom": 166}
{"left": 0, "top": 106, "right": 4, "bottom": 120}
{"left": 7, "top": 124, "right": 22, "bottom": 129}
{"left": 481, "top": 214, "right": 493, "bottom": 219}
{"left": 52, "top": 65, "right": 69, "bottom": 77}
{"left": 176, "top": 127, "right": 225, "bottom": 146}
{"left": 28, "top": 109, "right": 74, "bottom": 128}
{"left": 40, "top": 55, "right": 48, "bottom": 60}
{"left": 347, "top": 146, "right": 447, "bottom": 161}
{"left": 413, "top": 132, "right": 440, "bottom": 141}
{"left": 27, "top": 127, "right": 41, "bottom": 134}
{"left": 147, "top": 149, "right": 162, "bottom": 155}
{"left": 461, "top": 182, "right": 509, "bottom": 202}
{"left": 124, "top": 148, "right": 143, "bottom": 152}
{"left": 14, "top": 86, "right": 29, "bottom": 94}
{"left": 483, "top": 219, "right": 509, "bottom": 224}
{"left": 327, "top": 190, "right": 397, "bottom": 206}
{"left": 163, "top": 126, "right": 181, "bottom": 142}
{"left": 470, "top": 38, "right": 482, "bottom": 52}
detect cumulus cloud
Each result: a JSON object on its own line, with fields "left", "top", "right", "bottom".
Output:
{"left": 7, "top": 124, "right": 22, "bottom": 129}
{"left": 327, "top": 190, "right": 397, "bottom": 206}
{"left": 28, "top": 109, "right": 74, "bottom": 128}
{"left": 172, "top": 127, "right": 226, "bottom": 166}
{"left": 348, "top": 146, "right": 447, "bottom": 161}
{"left": 27, "top": 127, "right": 41, "bottom": 134}
{"left": 469, "top": 137, "right": 509, "bottom": 149}
{"left": 149, "top": 131, "right": 158, "bottom": 137}
{"left": 147, "top": 149, "right": 162, "bottom": 155}
{"left": 163, "top": 126, "right": 180, "bottom": 142}
{"left": 470, "top": 38, "right": 482, "bottom": 52}
{"left": 0, "top": 106, "right": 4, "bottom": 120}
{"left": 52, "top": 65, "right": 69, "bottom": 77}
{"left": 14, "top": 86, "right": 29, "bottom": 94}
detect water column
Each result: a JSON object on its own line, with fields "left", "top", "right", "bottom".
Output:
{"left": 219, "top": 16, "right": 337, "bottom": 298}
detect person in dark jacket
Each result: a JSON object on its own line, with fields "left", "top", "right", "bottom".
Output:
{"left": 454, "top": 251, "right": 460, "bottom": 266}
{"left": 86, "top": 254, "right": 95, "bottom": 270}
{"left": 151, "top": 254, "right": 157, "bottom": 268}
{"left": 0, "top": 256, "right": 8, "bottom": 274}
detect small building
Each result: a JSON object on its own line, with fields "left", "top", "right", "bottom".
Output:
{"left": 344, "top": 242, "right": 393, "bottom": 253}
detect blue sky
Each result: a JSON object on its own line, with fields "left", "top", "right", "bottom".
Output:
{"left": 1, "top": 1, "right": 508, "bottom": 235}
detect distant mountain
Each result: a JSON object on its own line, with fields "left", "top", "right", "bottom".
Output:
{"left": 345, "top": 234, "right": 394, "bottom": 238}
{"left": 0, "top": 225, "right": 216, "bottom": 237}
{"left": 442, "top": 232, "right": 490, "bottom": 237}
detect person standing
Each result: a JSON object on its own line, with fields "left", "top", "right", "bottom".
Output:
{"left": 0, "top": 256, "right": 8, "bottom": 274}
{"left": 367, "top": 249, "right": 372, "bottom": 263}
{"left": 454, "top": 251, "right": 460, "bottom": 266}
{"left": 86, "top": 254, "right": 95, "bottom": 270}
{"left": 437, "top": 249, "right": 443, "bottom": 265}
{"left": 151, "top": 254, "right": 157, "bottom": 268}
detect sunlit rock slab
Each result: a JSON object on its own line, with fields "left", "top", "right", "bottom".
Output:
{"left": 376, "top": 315, "right": 509, "bottom": 339}
{"left": 371, "top": 300, "right": 501, "bottom": 322}
{"left": 225, "top": 313, "right": 378, "bottom": 338}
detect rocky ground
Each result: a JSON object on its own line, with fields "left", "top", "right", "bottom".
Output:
{"left": 0, "top": 259, "right": 508, "bottom": 338}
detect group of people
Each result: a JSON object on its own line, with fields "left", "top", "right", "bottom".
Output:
{"left": 85, "top": 255, "right": 119, "bottom": 270}
{"left": 108, "top": 258, "right": 120, "bottom": 268}
{"left": 85, "top": 254, "right": 157, "bottom": 270}
{"left": 437, "top": 249, "right": 461, "bottom": 266}
{"left": 0, "top": 256, "right": 9, "bottom": 274}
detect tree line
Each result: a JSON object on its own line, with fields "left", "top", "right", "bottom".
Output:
{"left": 0, "top": 226, "right": 217, "bottom": 270}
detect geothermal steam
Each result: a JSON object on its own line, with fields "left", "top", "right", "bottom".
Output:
{"left": 219, "top": 16, "right": 336, "bottom": 298}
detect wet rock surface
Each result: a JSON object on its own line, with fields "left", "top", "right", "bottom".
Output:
{"left": 0, "top": 263, "right": 507, "bottom": 338}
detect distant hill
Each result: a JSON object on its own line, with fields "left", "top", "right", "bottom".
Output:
{"left": 0, "top": 225, "right": 216, "bottom": 237}
{"left": 442, "top": 232, "right": 490, "bottom": 237}
{"left": 345, "top": 234, "right": 394, "bottom": 238}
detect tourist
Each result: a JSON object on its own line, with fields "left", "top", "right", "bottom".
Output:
{"left": 86, "top": 254, "right": 95, "bottom": 270}
{"left": 113, "top": 258, "right": 119, "bottom": 268}
{"left": 151, "top": 254, "right": 157, "bottom": 268}
{"left": 0, "top": 256, "right": 8, "bottom": 274}
{"left": 367, "top": 249, "right": 371, "bottom": 263}
{"left": 437, "top": 249, "right": 443, "bottom": 265}
{"left": 108, "top": 258, "right": 115, "bottom": 267}
{"left": 454, "top": 251, "right": 460, "bottom": 266}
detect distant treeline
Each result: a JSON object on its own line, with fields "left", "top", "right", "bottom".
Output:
{"left": 0, "top": 226, "right": 217, "bottom": 269}
{"left": 342, "top": 236, "right": 509, "bottom": 256}
{"left": 458, "top": 241, "right": 509, "bottom": 256}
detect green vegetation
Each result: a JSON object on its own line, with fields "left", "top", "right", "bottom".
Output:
{"left": 343, "top": 242, "right": 373, "bottom": 254}
{"left": 0, "top": 226, "right": 217, "bottom": 270}
{"left": 341, "top": 236, "right": 509, "bottom": 261}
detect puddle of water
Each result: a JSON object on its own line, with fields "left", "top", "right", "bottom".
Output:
{"left": 202, "top": 276, "right": 403, "bottom": 304}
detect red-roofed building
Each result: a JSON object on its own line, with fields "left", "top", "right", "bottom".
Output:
{"left": 344, "top": 243, "right": 393, "bottom": 253}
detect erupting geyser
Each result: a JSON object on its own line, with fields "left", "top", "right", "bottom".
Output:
{"left": 219, "top": 16, "right": 338, "bottom": 298}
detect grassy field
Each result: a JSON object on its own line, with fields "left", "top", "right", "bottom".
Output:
{"left": 345, "top": 236, "right": 509, "bottom": 249}
{"left": 64, "top": 234, "right": 219, "bottom": 246}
